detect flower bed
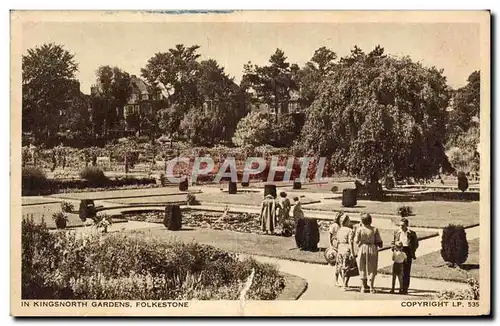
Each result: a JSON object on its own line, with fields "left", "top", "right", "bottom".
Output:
{"left": 124, "top": 210, "right": 335, "bottom": 236}
{"left": 124, "top": 211, "right": 265, "bottom": 234}
{"left": 21, "top": 217, "right": 285, "bottom": 300}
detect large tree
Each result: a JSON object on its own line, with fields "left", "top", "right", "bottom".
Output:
{"left": 297, "top": 46, "right": 337, "bottom": 107}
{"left": 241, "top": 49, "right": 299, "bottom": 119}
{"left": 141, "top": 44, "right": 201, "bottom": 108}
{"left": 299, "top": 46, "right": 451, "bottom": 184}
{"left": 91, "top": 66, "right": 132, "bottom": 138}
{"left": 446, "top": 70, "right": 480, "bottom": 144}
{"left": 22, "top": 43, "right": 79, "bottom": 143}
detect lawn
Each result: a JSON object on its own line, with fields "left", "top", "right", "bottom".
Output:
{"left": 305, "top": 200, "right": 479, "bottom": 229}
{"left": 22, "top": 202, "right": 127, "bottom": 229}
{"left": 138, "top": 226, "right": 436, "bottom": 266}
{"left": 106, "top": 194, "right": 189, "bottom": 206}
{"left": 196, "top": 191, "right": 319, "bottom": 207}
{"left": 22, "top": 197, "right": 60, "bottom": 206}
{"left": 379, "top": 239, "right": 479, "bottom": 283}
{"left": 49, "top": 186, "right": 196, "bottom": 201}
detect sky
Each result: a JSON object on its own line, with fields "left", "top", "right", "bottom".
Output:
{"left": 21, "top": 21, "right": 480, "bottom": 94}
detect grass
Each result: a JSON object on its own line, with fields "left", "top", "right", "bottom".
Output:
{"left": 107, "top": 194, "right": 189, "bottom": 205}
{"left": 139, "top": 226, "right": 436, "bottom": 266}
{"left": 22, "top": 203, "right": 127, "bottom": 229}
{"left": 49, "top": 186, "right": 193, "bottom": 201}
{"left": 277, "top": 273, "right": 308, "bottom": 300}
{"left": 379, "top": 238, "right": 479, "bottom": 283}
{"left": 305, "top": 200, "right": 479, "bottom": 229}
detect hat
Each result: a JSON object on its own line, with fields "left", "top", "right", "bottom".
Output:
{"left": 265, "top": 194, "right": 274, "bottom": 199}
{"left": 395, "top": 241, "right": 403, "bottom": 249}
{"left": 334, "top": 211, "right": 344, "bottom": 224}
{"left": 340, "top": 214, "right": 350, "bottom": 226}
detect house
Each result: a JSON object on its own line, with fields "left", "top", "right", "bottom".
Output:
{"left": 123, "top": 75, "right": 166, "bottom": 120}
{"left": 248, "top": 89, "right": 305, "bottom": 116}
{"left": 90, "top": 75, "right": 168, "bottom": 135}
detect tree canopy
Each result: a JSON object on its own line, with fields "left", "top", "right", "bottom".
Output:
{"left": 22, "top": 43, "right": 79, "bottom": 143}
{"left": 299, "top": 45, "right": 451, "bottom": 182}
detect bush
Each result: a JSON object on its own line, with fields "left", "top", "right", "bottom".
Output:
{"left": 330, "top": 186, "right": 339, "bottom": 193}
{"left": 303, "top": 218, "right": 319, "bottom": 251}
{"left": 435, "top": 277, "right": 479, "bottom": 300}
{"left": 457, "top": 171, "right": 469, "bottom": 192}
{"left": 22, "top": 167, "right": 48, "bottom": 195}
{"left": 342, "top": 189, "right": 357, "bottom": 207}
{"left": 60, "top": 201, "right": 74, "bottom": 213}
{"left": 441, "top": 224, "right": 469, "bottom": 266}
{"left": 164, "top": 205, "right": 182, "bottom": 230}
{"left": 79, "top": 167, "right": 108, "bottom": 186}
{"left": 397, "top": 205, "right": 413, "bottom": 217}
{"left": 21, "top": 218, "right": 285, "bottom": 300}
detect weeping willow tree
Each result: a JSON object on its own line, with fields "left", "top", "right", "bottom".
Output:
{"left": 299, "top": 46, "right": 452, "bottom": 189}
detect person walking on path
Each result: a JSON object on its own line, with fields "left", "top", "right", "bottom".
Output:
{"left": 392, "top": 217, "right": 419, "bottom": 294}
{"left": 326, "top": 212, "right": 343, "bottom": 281}
{"left": 260, "top": 194, "right": 277, "bottom": 235}
{"left": 335, "top": 214, "right": 356, "bottom": 290}
{"left": 354, "top": 213, "right": 383, "bottom": 293}
{"left": 292, "top": 197, "right": 305, "bottom": 248}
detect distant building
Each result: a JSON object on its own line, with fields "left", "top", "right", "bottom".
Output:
{"left": 90, "top": 75, "right": 168, "bottom": 134}
{"left": 123, "top": 75, "right": 166, "bottom": 120}
{"left": 248, "top": 89, "right": 305, "bottom": 116}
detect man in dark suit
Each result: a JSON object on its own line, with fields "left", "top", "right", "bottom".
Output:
{"left": 392, "top": 218, "right": 419, "bottom": 294}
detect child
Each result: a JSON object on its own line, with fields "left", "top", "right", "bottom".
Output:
{"left": 390, "top": 241, "right": 407, "bottom": 294}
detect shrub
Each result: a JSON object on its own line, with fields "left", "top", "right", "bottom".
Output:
{"left": 434, "top": 277, "right": 479, "bottom": 300}
{"left": 330, "top": 186, "right": 339, "bottom": 193}
{"left": 164, "top": 205, "right": 182, "bottom": 230}
{"left": 441, "top": 224, "right": 469, "bottom": 266}
{"left": 22, "top": 167, "right": 48, "bottom": 195}
{"left": 94, "top": 214, "right": 113, "bottom": 233}
{"left": 457, "top": 171, "right": 469, "bottom": 192}
{"left": 299, "top": 219, "right": 319, "bottom": 251}
{"left": 21, "top": 219, "right": 285, "bottom": 300}
{"left": 79, "top": 167, "right": 108, "bottom": 186}
{"left": 397, "top": 205, "right": 413, "bottom": 217}
{"left": 342, "top": 189, "right": 357, "bottom": 207}
{"left": 60, "top": 201, "right": 74, "bottom": 213}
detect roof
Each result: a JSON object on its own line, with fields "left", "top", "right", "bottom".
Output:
{"left": 130, "top": 75, "right": 149, "bottom": 94}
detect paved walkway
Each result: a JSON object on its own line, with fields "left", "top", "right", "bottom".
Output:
{"left": 245, "top": 225, "right": 479, "bottom": 300}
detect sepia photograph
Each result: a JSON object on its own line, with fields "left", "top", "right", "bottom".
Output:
{"left": 10, "top": 10, "right": 490, "bottom": 316}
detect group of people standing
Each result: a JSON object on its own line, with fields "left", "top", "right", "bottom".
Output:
{"left": 260, "top": 191, "right": 292, "bottom": 235}
{"left": 328, "top": 213, "right": 419, "bottom": 294}
{"left": 260, "top": 193, "right": 319, "bottom": 251}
